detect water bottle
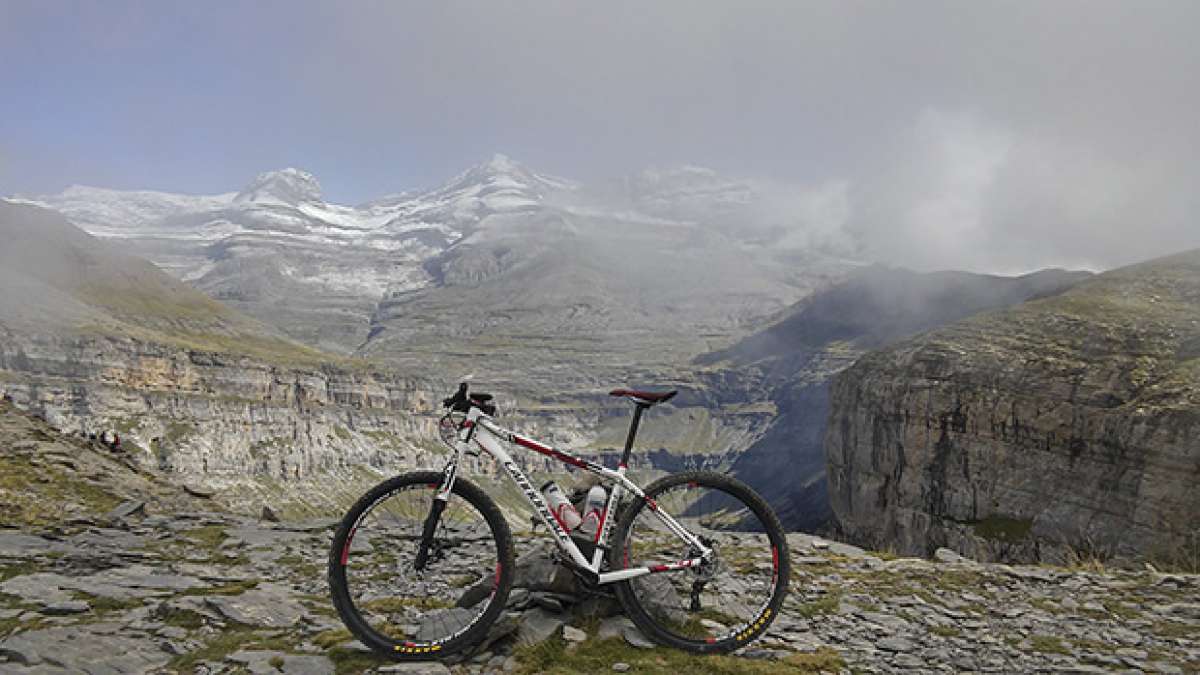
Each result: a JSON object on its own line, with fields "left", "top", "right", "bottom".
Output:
{"left": 540, "top": 481, "right": 582, "bottom": 531}
{"left": 577, "top": 485, "right": 608, "bottom": 539}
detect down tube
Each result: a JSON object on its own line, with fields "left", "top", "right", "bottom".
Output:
{"left": 473, "top": 431, "right": 592, "bottom": 569}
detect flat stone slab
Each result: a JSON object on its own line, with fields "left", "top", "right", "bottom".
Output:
{"left": 0, "top": 625, "right": 171, "bottom": 673}
{"left": 206, "top": 582, "right": 307, "bottom": 628}
{"left": 0, "top": 564, "right": 210, "bottom": 604}
{"left": 226, "top": 525, "right": 311, "bottom": 549}
{"left": 516, "top": 607, "right": 564, "bottom": 647}
{"left": 377, "top": 662, "right": 454, "bottom": 673}
{"left": 230, "top": 650, "right": 335, "bottom": 675}
{"left": 0, "top": 573, "right": 78, "bottom": 605}
{"left": 39, "top": 600, "right": 90, "bottom": 616}
{"left": 622, "top": 624, "right": 656, "bottom": 649}
{"left": 0, "top": 532, "right": 71, "bottom": 557}
{"left": 105, "top": 500, "right": 146, "bottom": 521}
{"left": 273, "top": 518, "right": 340, "bottom": 533}
{"left": 83, "top": 564, "right": 207, "bottom": 593}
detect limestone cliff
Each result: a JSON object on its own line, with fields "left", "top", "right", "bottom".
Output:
{"left": 826, "top": 250, "right": 1200, "bottom": 564}
{"left": 700, "top": 266, "right": 1090, "bottom": 531}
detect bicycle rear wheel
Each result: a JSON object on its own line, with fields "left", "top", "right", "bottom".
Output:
{"left": 610, "top": 470, "right": 790, "bottom": 653}
{"left": 328, "top": 471, "right": 514, "bottom": 660}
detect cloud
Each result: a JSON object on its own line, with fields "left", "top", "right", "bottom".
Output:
{"left": 848, "top": 107, "right": 1199, "bottom": 273}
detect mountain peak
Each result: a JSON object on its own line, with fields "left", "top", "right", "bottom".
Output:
{"left": 484, "top": 153, "right": 519, "bottom": 173}
{"left": 234, "top": 168, "right": 322, "bottom": 206}
{"left": 434, "top": 154, "right": 575, "bottom": 197}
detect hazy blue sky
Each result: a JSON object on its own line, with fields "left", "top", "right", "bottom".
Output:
{"left": 2, "top": 1, "right": 1198, "bottom": 272}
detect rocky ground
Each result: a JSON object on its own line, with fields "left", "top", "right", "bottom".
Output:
{"left": 1, "top": 402, "right": 1198, "bottom": 674}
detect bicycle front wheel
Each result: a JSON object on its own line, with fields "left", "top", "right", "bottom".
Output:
{"left": 610, "top": 470, "right": 790, "bottom": 654}
{"left": 328, "top": 471, "right": 514, "bottom": 660}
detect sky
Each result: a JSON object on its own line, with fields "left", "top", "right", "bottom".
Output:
{"left": 1, "top": 1, "right": 1198, "bottom": 273}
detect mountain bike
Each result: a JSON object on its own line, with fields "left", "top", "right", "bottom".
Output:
{"left": 328, "top": 383, "right": 790, "bottom": 660}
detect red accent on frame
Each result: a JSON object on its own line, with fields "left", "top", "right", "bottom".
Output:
{"left": 706, "top": 637, "right": 717, "bottom": 644}
{"left": 340, "top": 527, "right": 357, "bottom": 566}
{"left": 592, "top": 508, "right": 607, "bottom": 543}
{"left": 618, "top": 462, "right": 627, "bottom": 469}
{"left": 645, "top": 498, "right": 658, "bottom": 511}
{"left": 461, "top": 420, "right": 474, "bottom": 428}
{"left": 494, "top": 563, "right": 502, "bottom": 587}
{"left": 550, "top": 505, "right": 573, "bottom": 531}
{"left": 650, "top": 564, "right": 669, "bottom": 572}
{"left": 772, "top": 546, "right": 779, "bottom": 571}
{"left": 513, "top": 435, "right": 588, "bottom": 468}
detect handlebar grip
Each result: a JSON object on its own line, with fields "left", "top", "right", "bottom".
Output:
{"left": 442, "top": 382, "right": 471, "bottom": 410}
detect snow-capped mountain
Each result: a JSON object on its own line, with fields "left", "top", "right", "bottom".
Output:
{"left": 10, "top": 185, "right": 237, "bottom": 236}
{"left": 234, "top": 167, "right": 323, "bottom": 206}
{"left": 17, "top": 156, "right": 858, "bottom": 364}
{"left": 16, "top": 155, "right": 586, "bottom": 352}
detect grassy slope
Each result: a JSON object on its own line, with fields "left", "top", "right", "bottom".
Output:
{"left": 912, "top": 248, "right": 1200, "bottom": 410}
{"left": 0, "top": 200, "right": 347, "bottom": 368}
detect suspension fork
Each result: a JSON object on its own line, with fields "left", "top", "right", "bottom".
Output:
{"left": 414, "top": 410, "right": 475, "bottom": 571}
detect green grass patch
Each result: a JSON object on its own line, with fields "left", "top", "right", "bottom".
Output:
{"left": 1101, "top": 599, "right": 1142, "bottom": 620}
{"left": 181, "top": 525, "right": 228, "bottom": 549}
{"left": 159, "top": 606, "right": 206, "bottom": 630}
{"left": 168, "top": 628, "right": 293, "bottom": 671}
{"left": 276, "top": 551, "right": 323, "bottom": 578}
{"left": 0, "top": 614, "right": 48, "bottom": 638}
{"left": 1152, "top": 621, "right": 1194, "bottom": 639}
{"left": 312, "top": 627, "right": 353, "bottom": 649}
{"left": 71, "top": 592, "right": 143, "bottom": 616}
{"left": 1028, "top": 597, "right": 1063, "bottom": 615}
{"left": 327, "top": 645, "right": 387, "bottom": 675}
{"left": 0, "top": 452, "right": 123, "bottom": 525}
{"left": 1029, "top": 635, "right": 1070, "bottom": 655}
{"left": 0, "top": 561, "right": 39, "bottom": 583}
{"left": 795, "top": 591, "right": 842, "bottom": 619}
{"left": 929, "top": 625, "right": 962, "bottom": 638}
{"left": 360, "top": 597, "right": 453, "bottom": 613}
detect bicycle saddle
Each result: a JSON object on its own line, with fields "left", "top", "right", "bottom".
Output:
{"left": 609, "top": 388, "right": 677, "bottom": 405}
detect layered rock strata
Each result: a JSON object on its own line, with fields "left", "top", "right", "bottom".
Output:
{"left": 826, "top": 250, "right": 1200, "bottom": 564}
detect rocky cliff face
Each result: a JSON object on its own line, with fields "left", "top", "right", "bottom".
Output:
{"left": 826, "top": 250, "right": 1200, "bottom": 564}
{"left": 700, "top": 266, "right": 1091, "bottom": 532}
{"left": 0, "top": 332, "right": 447, "bottom": 511}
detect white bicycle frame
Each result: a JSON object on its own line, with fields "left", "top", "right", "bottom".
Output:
{"left": 434, "top": 405, "right": 713, "bottom": 585}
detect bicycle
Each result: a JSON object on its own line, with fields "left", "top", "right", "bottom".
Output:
{"left": 328, "top": 383, "right": 790, "bottom": 660}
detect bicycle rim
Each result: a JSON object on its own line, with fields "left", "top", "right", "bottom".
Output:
{"left": 329, "top": 472, "right": 512, "bottom": 658}
{"left": 613, "top": 471, "right": 789, "bottom": 652}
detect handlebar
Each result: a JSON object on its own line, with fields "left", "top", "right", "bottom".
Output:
{"left": 442, "top": 382, "right": 496, "bottom": 416}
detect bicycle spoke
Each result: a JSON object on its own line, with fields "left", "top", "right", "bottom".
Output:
{"left": 337, "top": 482, "right": 501, "bottom": 649}
{"left": 621, "top": 478, "right": 783, "bottom": 645}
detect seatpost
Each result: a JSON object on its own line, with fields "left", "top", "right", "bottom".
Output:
{"left": 620, "top": 403, "right": 648, "bottom": 467}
